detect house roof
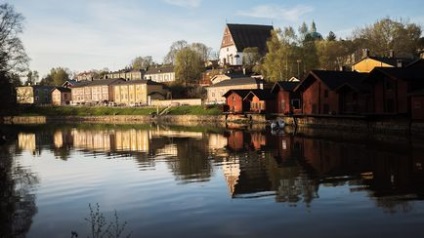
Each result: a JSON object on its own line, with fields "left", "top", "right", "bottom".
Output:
{"left": 368, "top": 67, "right": 424, "bottom": 82}
{"left": 208, "top": 77, "right": 263, "bottom": 88}
{"left": 244, "top": 89, "right": 276, "bottom": 100}
{"left": 54, "top": 87, "right": 71, "bottom": 93}
{"left": 406, "top": 58, "right": 424, "bottom": 69}
{"left": 370, "top": 56, "right": 414, "bottom": 66}
{"left": 222, "top": 89, "right": 252, "bottom": 98}
{"left": 295, "top": 70, "right": 369, "bottom": 92}
{"left": 226, "top": 23, "right": 273, "bottom": 53}
{"left": 271, "top": 81, "right": 299, "bottom": 93}
{"left": 71, "top": 78, "right": 125, "bottom": 88}
{"left": 112, "top": 79, "right": 164, "bottom": 86}
{"left": 144, "top": 65, "right": 174, "bottom": 75}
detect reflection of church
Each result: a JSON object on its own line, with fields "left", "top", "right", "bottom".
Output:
{"left": 221, "top": 128, "right": 424, "bottom": 209}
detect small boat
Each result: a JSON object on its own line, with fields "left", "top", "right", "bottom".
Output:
{"left": 270, "top": 118, "right": 285, "bottom": 130}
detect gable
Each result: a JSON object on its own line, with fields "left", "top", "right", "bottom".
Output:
{"left": 353, "top": 58, "right": 393, "bottom": 73}
{"left": 222, "top": 24, "right": 273, "bottom": 53}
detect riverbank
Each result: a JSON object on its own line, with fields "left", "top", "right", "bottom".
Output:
{"left": 2, "top": 113, "right": 424, "bottom": 136}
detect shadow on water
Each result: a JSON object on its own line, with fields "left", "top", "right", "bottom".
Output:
{"left": 0, "top": 128, "right": 39, "bottom": 238}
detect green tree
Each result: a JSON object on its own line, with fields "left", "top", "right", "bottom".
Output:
{"left": 242, "top": 47, "right": 260, "bottom": 73}
{"left": 164, "top": 40, "right": 188, "bottom": 65}
{"left": 190, "top": 42, "right": 212, "bottom": 63}
{"left": 40, "top": 67, "right": 70, "bottom": 86}
{"left": 260, "top": 29, "right": 288, "bottom": 81}
{"left": 130, "top": 56, "right": 153, "bottom": 70}
{"left": 174, "top": 47, "right": 204, "bottom": 85}
{"left": 353, "top": 17, "right": 422, "bottom": 57}
{"left": 317, "top": 38, "right": 359, "bottom": 70}
{"left": 326, "top": 31, "right": 337, "bottom": 41}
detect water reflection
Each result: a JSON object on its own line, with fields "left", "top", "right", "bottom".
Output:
{"left": 0, "top": 134, "right": 38, "bottom": 238}
{"left": 6, "top": 123, "right": 424, "bottom": 213}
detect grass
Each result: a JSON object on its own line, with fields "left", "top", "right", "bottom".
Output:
{"left": 16, "top": 105, "right": 223, "bottom": 117}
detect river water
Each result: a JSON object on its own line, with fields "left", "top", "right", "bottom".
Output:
{"left": 1, "top": 123, "right": 424, "bottom": 238}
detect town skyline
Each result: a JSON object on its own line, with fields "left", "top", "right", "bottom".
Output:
{"left": 12, "top": 0, "right": 424, "bottom": 78}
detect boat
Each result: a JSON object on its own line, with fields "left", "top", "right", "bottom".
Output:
{"left": 270, "top": 118, "right": 285, "bottom": 130}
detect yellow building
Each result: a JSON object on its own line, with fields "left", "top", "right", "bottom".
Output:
{"left": 16, "top": 85, "right": 54, "bottom": 105}
{"left": 113, "top": 80, "right": 168, "bottom": 106}
{"left": 70, "top": 79, "right": 123, "bottom": 105}
{"left": 352, "top": 50, "right": 413, "bottom": 73}
{"left": 51, "top": 87, "right": 71, "bottom": 106}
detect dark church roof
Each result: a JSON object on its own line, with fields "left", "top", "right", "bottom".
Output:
{"left": 227, "top": 23, "right": 273, "bottom": 53}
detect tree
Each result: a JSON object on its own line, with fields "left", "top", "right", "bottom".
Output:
{"left": 190, "top": 42, "right": 212, "bottom": 63}
{"left": 40, "top": 67, "right": 70, "bottom": 86}
{"left": 326, "top": 31, "right": 337, "bottom": 41}
{"left": 353, "top": 18, "right": 422, "bottom": 57}
{"left": 164, "top": 40, "right": 188, "bottom": 65}
{"left": 0, "top": 3, "right": 28, "bottom": 115}
{"left": 9, "top": 72, "right": 21, "bottom": 87}
{"left": 260, "top": 29, "right": 286, "bottom": 81}
{"left": 174, "top": 47, "right": 204, "bottom": 85}
{"left": 24, "top": 70, "right": 39, "bottom": 85}
{"left": 317, "top": 38, "right": 359, "bottom": 70}
{"left": 242, "top": 47, "right": 260, "bottom": 73}
{"left": 0, "top": 3, "right": 28, "bottom": 74}
{"left": 130, "top": 56, "right": 153, "bottom": 70}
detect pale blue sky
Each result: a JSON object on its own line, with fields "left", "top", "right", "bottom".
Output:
{"left": 11, "top": 0, "right": 424, "bottom": 77}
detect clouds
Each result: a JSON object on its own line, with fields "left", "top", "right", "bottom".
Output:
{"left": 163, "top": 0, "right": 202, "bottom": 8}
{"left": 237, "top": 4, "right": 314, "bottom": 22}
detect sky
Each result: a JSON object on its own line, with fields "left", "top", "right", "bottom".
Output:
{"left": 11, "top": 0, "right": 424, "bottom": 78}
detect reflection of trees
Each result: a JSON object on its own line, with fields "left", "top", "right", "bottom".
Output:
{"left": 166, "top": 137, "right": 212, "bottom": 183}
{"left": 0, "top": 143, "right": 38, "bottom": 238}
{"left": 267, "top": 135, "right": 319, "bottom": 206}
{"left": 296, "top": 129, "right": 424, "bottom": 213}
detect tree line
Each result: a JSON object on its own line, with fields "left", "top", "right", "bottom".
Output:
{"left": 256, "top": 19, "right": 423, "bottom": 82}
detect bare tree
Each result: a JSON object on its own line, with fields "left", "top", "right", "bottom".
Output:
{"left": 163, "top": 40, "right": 188, "bottom": 65}
{"left": 0, "top": 3, "right": 29, "bottom": 74}
{"left": 130, "top": 56, "right": 153, "bottom": 70}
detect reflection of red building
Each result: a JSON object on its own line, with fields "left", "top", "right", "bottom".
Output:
{"left": 250, "top": 132, "right": 266, "bottom": 150}
{"left": 227, "top": 130, "right": 245, "bottom": 151}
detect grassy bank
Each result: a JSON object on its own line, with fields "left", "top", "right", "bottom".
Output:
{"left": 16, "top": 105, "right": 223, "bottom": 117}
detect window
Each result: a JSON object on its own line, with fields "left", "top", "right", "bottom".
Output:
{"left": 291, "top": 99, "right": 300, "bottom": 109}
{"left": 324, "top": 89, "right": 329, "bottom": 98}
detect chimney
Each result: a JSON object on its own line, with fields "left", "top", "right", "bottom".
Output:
{"left": 389, "top": 50, "right": 395, "bottom": 58}
{"left": 396, "top": 60, "right": 403, "bottom": 68}
{"left": 363, "top": 49, "right": 370, "bottom": 58}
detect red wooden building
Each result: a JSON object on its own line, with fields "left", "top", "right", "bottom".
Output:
{"left": 223, "top": 90, "right": 251, "bottom": 113}
{"left": 367, "top": 67, "right": 424, "bottom": 115}
{"left": 270, "top": 81, "right": 300, "bottom": 114}
{"left": 294, "top": 70, "right": 369, "bottom": 115}
{"left": 410, "top": 90, "right": 424, "bottom": 120}
{"left": 244, "top": 89, "right": 276, "bottom": 114}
